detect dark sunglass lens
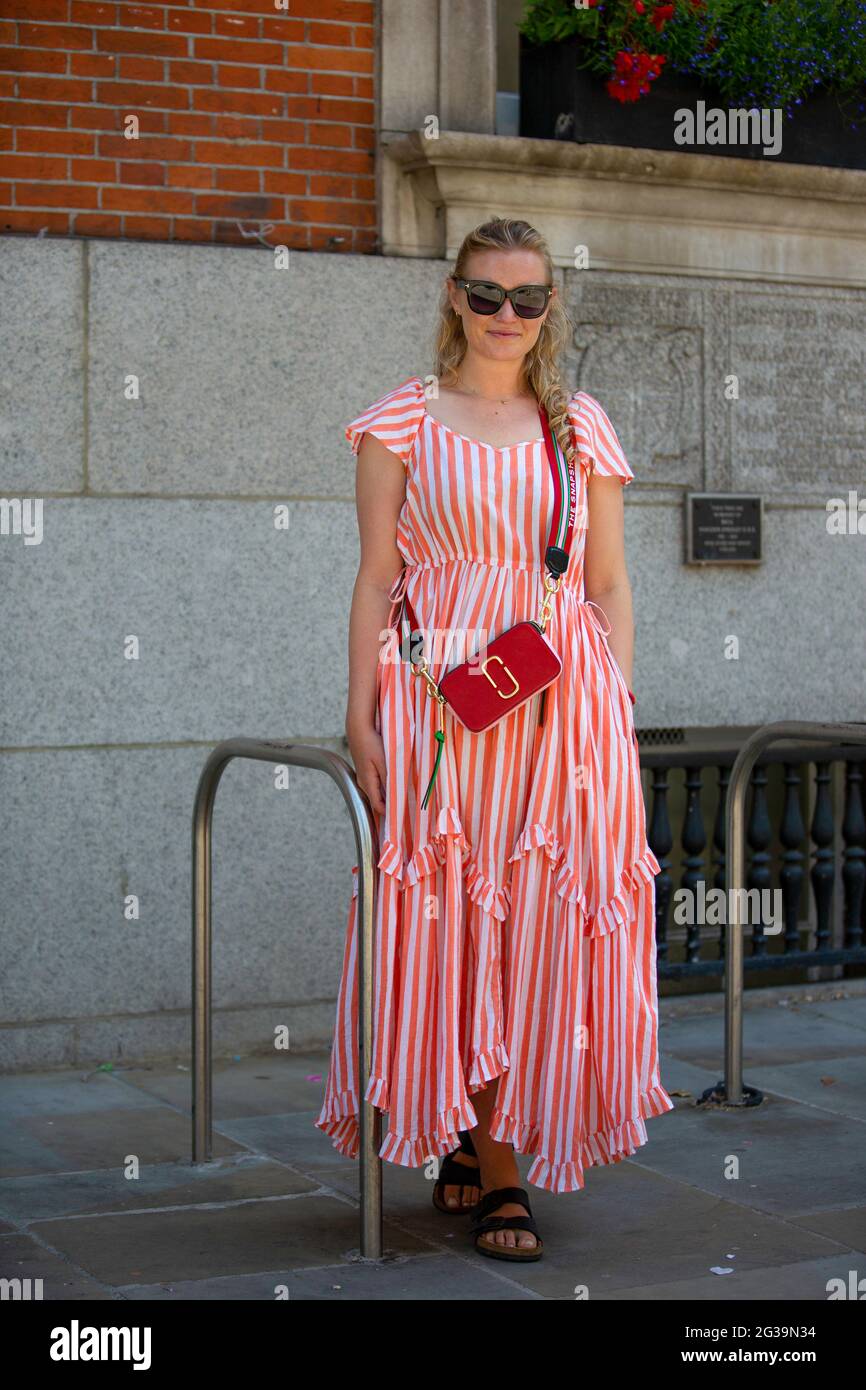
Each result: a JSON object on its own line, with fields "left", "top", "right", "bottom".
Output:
{"left": 512, "top": 286, "right": 548, "bottom": 318}
{"left": 467, "top": 282, "right": 503, "bottom": 314}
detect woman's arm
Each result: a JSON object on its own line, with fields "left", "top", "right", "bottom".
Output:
{"left": 344, "top": 431, "right": 407, "bottom": 812}
{"left": 581, "top": 472, "right": 634, "bottom": 691}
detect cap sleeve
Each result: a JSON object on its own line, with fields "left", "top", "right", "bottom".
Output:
{"left": 568, "top": 391, "right": 634, "bottom": 485}
{"left": 344, "top": 375, "right": 426, "bottom": 474}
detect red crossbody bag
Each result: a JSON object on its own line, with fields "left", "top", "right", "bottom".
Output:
{"left": 395, "top": 403, "right": 577, "bottom": 808}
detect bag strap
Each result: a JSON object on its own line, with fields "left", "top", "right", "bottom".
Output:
{"left": 400, "top": 401, "right": 573, "bottom": 642}
{"left": 539, "top": 402, "right": 577, "bottom": 575}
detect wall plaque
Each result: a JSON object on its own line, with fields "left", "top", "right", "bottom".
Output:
{"left": 686, "top": 493, "right": 763, "bottom": 564}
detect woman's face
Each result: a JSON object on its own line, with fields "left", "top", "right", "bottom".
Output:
{"left": 446, "top": 249, "right": 555, "bottom": 370}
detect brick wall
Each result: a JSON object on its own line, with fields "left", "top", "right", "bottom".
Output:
{"left": 0, "top": 0, "right": 377, "bottom": 250}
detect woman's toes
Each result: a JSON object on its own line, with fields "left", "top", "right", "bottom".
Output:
{"left": 443, "top": 1182, "right": 480, "bottom": 1208}
{"left": 495, "top": 1227, "right": 535, "bottom": 1248}
{"left": 483, "top": 1201, "right": 537, "bottom": 1249}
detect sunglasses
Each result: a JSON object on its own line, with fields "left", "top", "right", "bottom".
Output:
{"left": 452, "top": 276, "right": 553, "bottom": 320}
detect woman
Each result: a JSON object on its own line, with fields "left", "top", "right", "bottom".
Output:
{"left": 316, "top": 217, "right": 672, "bottom": 1262}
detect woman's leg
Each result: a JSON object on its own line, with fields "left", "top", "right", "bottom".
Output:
{"left": 469, "top": 1077, "right": 538, "bottom": 1250}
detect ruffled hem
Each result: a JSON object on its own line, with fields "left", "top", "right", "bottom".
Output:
{"left": 372, "top": 804, "right": 512, "bottom": 922}
{"left": 403, "top": 804, "right": 470, "bottom": 884}
{"left": 507, "top": 821, "right": 661, "bottom": 937}
{"left": 376, "top": 839, "right": 403, "bottom": 881}
{"left": 467, "top": 1040, "right": 510, "bottom": 1091}
{"left": 314, "top": 1072, "right": 391, "bottom": 1161}
{"left": 507, "top": 820, "right": 564, "bottom": 871}
{"left": 556, "top": 845, "right": 662, "bottom": 936}
{"left": 379, "top": 1099, "right": 481, "bottom": 1166}
{"left": 490, "top": 1082, "right": 675, "bottom": 1193}
{"left": 314, "top": 1081, "right": 674, "bottom": 1193}
{"left": 314, "top": 1081, "right": 482, "bottom": 1166}
{"left": 366, "top": 812, "right": 658, "bottom": 934}
{"left": 314, "top": 1084, "right": 364, "bottom": 1160}
{"left": 464, "top": 862, "right": 511, "bottom": 922}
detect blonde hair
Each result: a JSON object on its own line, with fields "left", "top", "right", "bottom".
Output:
{"left": 431, "top": 217, "right": 577, "bottom": 468}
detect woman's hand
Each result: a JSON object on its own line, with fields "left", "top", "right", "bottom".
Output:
{"left": 347, "top": 722, "right": 388, "bottom": 816}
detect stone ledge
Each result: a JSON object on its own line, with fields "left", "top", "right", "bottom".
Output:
{"left": 382, "top": 130, "right": 866, "bottom": 287}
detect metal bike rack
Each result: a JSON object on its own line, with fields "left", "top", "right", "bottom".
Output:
{"left": 700, "top": 719, "right": 866, "bottom": 1109}
{"left": 191, "top": 738, "right": 383, "bottom": 1259}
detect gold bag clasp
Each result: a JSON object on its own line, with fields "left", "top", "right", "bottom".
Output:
{"left": 481, "top": 654, "right": 520, "bottom": 699}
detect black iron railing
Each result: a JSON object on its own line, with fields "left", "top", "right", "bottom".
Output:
{"left": 639, "top": 737, "right": 866, "bottom": 982}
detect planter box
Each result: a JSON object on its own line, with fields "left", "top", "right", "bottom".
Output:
{"left": 520, "top": 33, "right": 866, "bottom": 171}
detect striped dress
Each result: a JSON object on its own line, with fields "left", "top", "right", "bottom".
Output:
{"left": 315, "top": 374, "right": 673, "bottom": 1194}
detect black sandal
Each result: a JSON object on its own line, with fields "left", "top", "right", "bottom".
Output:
{"left": 431, "top": 1129, "right": 481, "bottom": 1214}
{"left": 467, "top": 1185, "right": 544, "bottom": 1261}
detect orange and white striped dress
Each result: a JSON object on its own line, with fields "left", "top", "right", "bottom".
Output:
{"left": 316, "top": 374, "right": 673, "bottom": 1194}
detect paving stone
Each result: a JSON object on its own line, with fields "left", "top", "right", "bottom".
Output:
{"left": 753, "top": 1055, "right": 866, "bottom": 1121}
{"left": 30, "top": 1193, "right": 428, "bottom": 1286}
{"left": 598, "top": 1253, "right": 862, "bottom": 1301}
{"left": 658, "top": 1005, "right": 866, "bottom": 1070}
{"left": 0, "top": 1123, "right": 76, "bottom": 1182}
{"left": 788, "top": 1205, "right": 866, "bottom": 1256}
{"left": 0, "top": 1232, "right": 113, "bottom": 1301}
{"left": 0, "top": 1154, "right": 316, "bottom": 1224}
{"left": 624, "top": 1089, "right": 866, "bottom": 1216}
{"left": 654, "top": 1054, "right": 723, "bottom": 1099}
{"left": 117, "top": 1251, "right": 537, "bottom": 1301}
{"left": 793, "top": 996, "right": 866, "bottom": 1035}
{"left": 0, "top": 1071, "right": 165, "bottom": 1118}
{"left": 215, "top": 1109, "right": 356, "bottom": 1172}
{"left": 118, "top": 1053, "right": 332, "bottom": 1118}
{"left": 1, "top": 1104, "right": 244, "bottom": 1179}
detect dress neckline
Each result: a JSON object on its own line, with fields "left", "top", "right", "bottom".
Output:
{"left": 415, "top": 377, "right": 546, "bottom": 453}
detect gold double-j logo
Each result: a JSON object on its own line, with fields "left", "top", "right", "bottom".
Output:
{"left": 480, "top": 654, "right": 520, "bottom": 699}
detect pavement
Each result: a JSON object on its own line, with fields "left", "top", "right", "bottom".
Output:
{"left": 1, "top": 980, "right": 865, "bottom": 1302}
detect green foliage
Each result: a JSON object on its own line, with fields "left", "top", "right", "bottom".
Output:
{"left": 519, "top": 0, "right": 866, "bottom": 114}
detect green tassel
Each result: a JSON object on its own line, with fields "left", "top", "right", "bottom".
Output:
{"left": 421, "top": 728, "right": 445, "bottom": 809}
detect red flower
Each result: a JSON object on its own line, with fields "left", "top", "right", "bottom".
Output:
{"left": 650, "top": 2, "right": 675, "bottom": 30}
{"left": 634, "top": 1, "right": 645, "bottom": 13}
{"left": 607, "top": 49, "right": 666, "bottom": 102}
